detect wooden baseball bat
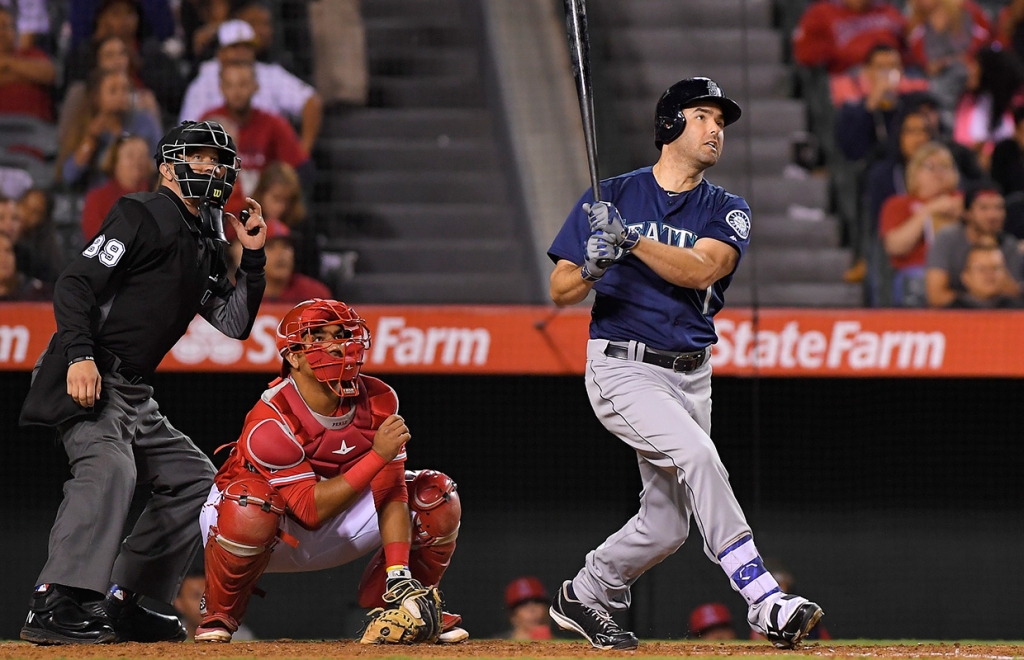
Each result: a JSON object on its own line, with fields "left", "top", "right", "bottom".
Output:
{"left": 563, "top": 0, "right": 601, "bottom": 205}
{"left": 564, "top": 0, "right": 616, "bottom": 268}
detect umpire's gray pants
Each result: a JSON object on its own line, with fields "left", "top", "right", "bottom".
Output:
{"left": 37, "top": 372, "right": 215, "bottom": 604}
{"left": 572, "top": 339, "right": 751, "bottom": 613}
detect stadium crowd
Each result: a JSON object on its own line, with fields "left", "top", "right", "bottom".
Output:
{"left": 792, "top": 0, "right": 1024, "bottom": 307}
{"left": 0, "top": 0, "right": 337, "bottom": 303}
{"left": 4, "top": 0, "right": 1024, "bottom": 308}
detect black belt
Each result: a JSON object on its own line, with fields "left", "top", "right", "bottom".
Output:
{"left": 96, "top": 348, "right": 146, "bottom": 385}
{"left": 604, "top": 342, "right": 710, "bottom": 373}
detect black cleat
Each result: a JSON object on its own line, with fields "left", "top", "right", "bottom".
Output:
{"left": 759, "top": 596, "right": 824, "bottom": 649}
{"left": 549, "top": 580, "right": 639, "bottom": 650}
{"left": 20, "top": 584, "right": 117, "bottom": 645}
{"left": 93, "top": 585, "right": 187, "bottom": 643}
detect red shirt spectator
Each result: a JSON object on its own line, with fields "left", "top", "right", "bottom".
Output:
{"left": 0, "top": 7, "right": 55, "bottom": 122}
{"left": 200, "top": 61, "right": 309, "bottom": 196}
{"left": 879, "top": 195, "right": 932, "bottom": 269}
{"left": 793, "top": 0, "right": 906, "bottom": 74}
{"left": 80, "top": 135, "right": 153, "bottom": 239}
{"left": 262, "top": 219, "right": 331, "bottom": 303}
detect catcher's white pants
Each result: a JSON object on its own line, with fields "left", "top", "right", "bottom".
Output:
{"left": 199, "top": 485, "right": 381, "bottom": 572}
{"left": 572, "top": 339, "right": 752, "bottom": 613}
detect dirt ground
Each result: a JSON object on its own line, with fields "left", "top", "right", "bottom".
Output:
{"left": 0, "top": 641, "right": 1022, "bottom": 660}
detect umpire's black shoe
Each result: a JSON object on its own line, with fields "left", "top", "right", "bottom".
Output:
{"left": 20, "top": 584, "right": 117, "bottom": 645}
{"left": 549, "top": 580, "right": 639, "bottom": 650}
{"left": 94, "top": 585, "right": 188, "bottom": 643}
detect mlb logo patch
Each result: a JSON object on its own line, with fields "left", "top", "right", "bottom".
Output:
{"left": 725, "top": 209, "right": 750, "bottom": 240}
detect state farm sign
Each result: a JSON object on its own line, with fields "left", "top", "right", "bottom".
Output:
{"left": 1, "top": 304, "right": 1022, "bottom": 377}
{"left": 713, "top": 319, "right": 945, "bottom": 371}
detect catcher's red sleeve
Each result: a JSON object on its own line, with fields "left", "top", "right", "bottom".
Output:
{"left": 371, "top": 458, "right": 408, "bottom": 509}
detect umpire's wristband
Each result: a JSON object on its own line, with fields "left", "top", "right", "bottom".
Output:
{"left": 68, "top": 355, "right": 95, "bottom": 366}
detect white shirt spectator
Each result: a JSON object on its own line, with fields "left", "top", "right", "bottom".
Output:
{"left": 179, "top": 59, "right": 315, "bottom": 124}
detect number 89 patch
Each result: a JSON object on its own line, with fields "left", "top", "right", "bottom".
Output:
{"left": 82, "top": 234, "right": 126, "bottom": 267}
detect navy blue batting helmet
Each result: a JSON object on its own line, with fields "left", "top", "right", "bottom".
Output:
{"left": 654, "top": 77, "right": 742, "bottom": 150}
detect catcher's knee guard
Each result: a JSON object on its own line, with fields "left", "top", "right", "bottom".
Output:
{"left": 358, "top": 470, "right": 461, "bottom": 608}
{"left": 201, "top": 478, "right": 285, "bottom": 634}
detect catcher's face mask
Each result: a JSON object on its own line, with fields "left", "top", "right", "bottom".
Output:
{"left": 276, "top": 299, "right": 371, "bottom": 397}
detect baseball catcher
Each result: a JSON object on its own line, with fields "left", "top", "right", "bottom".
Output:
{"left": 195, "top": 298, "right": 466, "bottom": 644}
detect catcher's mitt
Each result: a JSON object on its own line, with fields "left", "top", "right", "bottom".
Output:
{"left": 359, "top": 578, "right": 443, "bottom": 644}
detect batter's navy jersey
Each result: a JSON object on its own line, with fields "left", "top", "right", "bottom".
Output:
{"left": 548, "top": 167, "right": 751, "bottom": 352}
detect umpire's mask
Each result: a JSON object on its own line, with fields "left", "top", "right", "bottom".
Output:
{"left": 156, "top": 120, "right": 241, "bottom": 243}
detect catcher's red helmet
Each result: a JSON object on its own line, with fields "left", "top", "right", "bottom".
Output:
{"left": 276, "top": 299, "right": 370, "bottom": 397}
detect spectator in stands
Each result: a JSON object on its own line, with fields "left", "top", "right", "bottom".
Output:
{"left": 688, "top": 603, "right": 737, "bottom": 640}
{"left": 66, "top": 0, "right": 184, "bottom": 118}
{"left": 836, "top": 45, "right": 918, "bottom": 163}
{"left": 903, "top": 90, "right": 985, "bottom": 180}
{"left": 831, "top": 42, "right": 930, "bottom": 110}
{"left": 174, "top": 567, "right": 255, "bottom": 641}
{"left": 0, "top": 232, "right": 51, "bottom": 301}
{"left": 80, "top": 135, "right": 154, "bottom": 240}
{"left": 0, "top": 0, "right": 50, "bottom": 51}
{"left": 57, "top": 68, "right": 161, "bottom": 191}
{"left": 949, "top": 243, "right": 1024, "bottom": 307}
{"left": 15, "top": 187, "right": 61, "bottom": 283}
{"left": 58, "top": 35, "right": 161, "bottom": 148}
{"left": 996, "top": 0, "right": 1024, "bottom": 61}
{"left": 252, "top": 161, "right": 306, "bottom": 228}
{"left": 68, "top": 0, "right": 175, "bottom": 50}
{"left": 905, "top": 0, "right": 992, "bottom": 112}
{"left": 953, "top": 44, "right": 1024, "bottom": 171}
{"left": 0, "top": 6, "right": 54, "bottom": 122}
{"left": 180, "top": 0, "right": 232, "bottom": 66}
{"left": 179, "top": 19, "right": 323, "bottom": 154}
{"left": 926, "top": 183, "right": 1022, "bottom": 306}
{"left": 880, "top": 141, "right": 963, "bottom": 306}
{"left": 990, "top": 106, "right": 1024, "bottom": 196}
{"left": 260, "top": 219, "right": 331, "bottom": 302}
{"left": 865, "top": 109, "right": 936, "bottom": 239}
{"left": 793, "top": 0, "right": 906, "bottom": 75}
{"left": 200, "top": 60, "right": 310, "bottom": 196}
{"left": 499, "top": 577, "right": 553, "bottom": 641}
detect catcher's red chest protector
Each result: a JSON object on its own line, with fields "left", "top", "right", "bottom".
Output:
{"left": 216, "top": 375, "right": 401, "bottom": 490}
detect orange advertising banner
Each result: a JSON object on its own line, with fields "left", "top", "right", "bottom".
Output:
{"left": 0, "top": 303, "right": 1016, "bottom": 377}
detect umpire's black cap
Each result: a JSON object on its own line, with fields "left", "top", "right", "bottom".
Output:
{"left": 655, "top": 77, "right": 742, "bottom": 150}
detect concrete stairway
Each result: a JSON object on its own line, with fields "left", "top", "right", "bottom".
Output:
{"left": 312, "top": 0, "right": 540, "bottom": 304}
{"left": 591, "top": 0, "right": 862, "bottom": 307}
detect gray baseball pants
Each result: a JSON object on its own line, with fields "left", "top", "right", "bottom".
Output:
{"left": 36, "top": 372, "right": 215, "bottom": 604}
{"left": 572, "top": 339, "right": 751, "bottom": 612}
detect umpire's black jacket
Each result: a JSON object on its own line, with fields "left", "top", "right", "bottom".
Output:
{"left": 29, "top": 186, "right": 265, "bottom": 420}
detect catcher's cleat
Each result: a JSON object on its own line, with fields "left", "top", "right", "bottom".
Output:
{"left": 20, "top": 584, "right": 116, "bottom": 645}
{"left": 195, "top": 622, "right": 234, "bottom": 643}
{"left": 549, "top": 580, "right": 638, "bottom": 651}
{"left": 92, "top": 585, "right": 187, "bottom": 643}
{"left": 438, "top": 612, "right": 469, "bottom": 644}
{"left": 748, "top": 592, "right": 823, "bottom": 649}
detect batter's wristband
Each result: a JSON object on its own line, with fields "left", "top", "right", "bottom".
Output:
{"left": 581, "top": 265, "right": 602, "bottom": 282}
{"left": 68, "top": 355, "right": 95, "bottom": 366}
{"left": 384, "top": 542, "right": 411, "bottom": 569}
{"left": 344, "top": 450, "right": 389, "bottom": 492}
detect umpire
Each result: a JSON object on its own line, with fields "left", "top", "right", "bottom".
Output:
{"left": 19, "top": 120, "right": 268, "bottom": 645}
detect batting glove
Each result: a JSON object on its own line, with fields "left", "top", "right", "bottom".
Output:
{"left": 583, "top": 202, "right": 640, "bottom": 250}
{"left": 582, "top": 231, "right": 622, "bottom": 282}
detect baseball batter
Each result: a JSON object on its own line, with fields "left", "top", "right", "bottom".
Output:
{"left": 546, "top": 78, "right": 823, "bottom": 650}
{"left": 195, "top": 299, "right": 466, "bottom": 645}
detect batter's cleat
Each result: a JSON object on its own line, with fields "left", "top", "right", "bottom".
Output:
{"left": 747, "top": 592, "right": 823, "bottom": 649}
{"left": 549, "top": 580, "right": 638, "bottom": 650}
{"left": 91, "top": 584, "right": 187, "bottom": 643}
{"left": 438, "top": 612, "right": 469, "bottom": 644}
{"left": 20, "top": 584, "right": 117, "bottom": 645}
